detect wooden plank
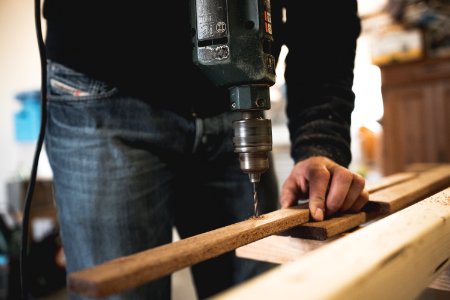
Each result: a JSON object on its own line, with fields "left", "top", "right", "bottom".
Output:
{"left": 236, "top": 166, "right": 450, "bottom": 263}
{"left": 429, "top": 266, "right": 450, "bottom": 291}
{"left": 215, "top": 188, "right": 450, "bottom": 300}
{"left": 370, "top": 164, "right": 450, "bottom": 213}
{"left": 67, "top": 206, "right": 309, "bottom": 298}
{"left": 235, "top": 235, "right": 336, "bottom": 264}
{"left": 235, "top": 217, "right": 371, "bottom": 264}
{"left": 404, "top": 162, "right": 443, "bottom": 172}
{"left": 284, "top": 211, "right": 370, "bottom": 241}
{"left": 365, "top": 172, "right": 417, "bottom": 193}
{"left": 286, "top": 164, "right": 450, "bottom": 240}
{"left": 238, "top": 240, "right": 450, "bottom": 285}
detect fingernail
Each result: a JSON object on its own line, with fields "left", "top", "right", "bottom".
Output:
{"left": 314, "top": 208, "right": 324, "bottom": 221}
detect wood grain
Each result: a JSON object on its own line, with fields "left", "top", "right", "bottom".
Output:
{"left": 68, "top": 206, "right": 309, "bottom": 297}
{"left": 286, "top": 164, "right": 450, "bottom": 240}
{"left": 216, "top": 188, "right": 450, "bottom": 300}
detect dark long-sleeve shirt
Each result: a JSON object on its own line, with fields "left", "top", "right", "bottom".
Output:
{"left": 43, "top": 0, "right": 361, "bottom": 167}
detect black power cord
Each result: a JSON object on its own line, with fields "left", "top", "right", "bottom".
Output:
{"left": 20, "top": 0, "right": 48, "bottom": 298}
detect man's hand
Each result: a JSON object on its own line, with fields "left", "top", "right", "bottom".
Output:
{"left": 280, "top": 156, "right": 369, "bottom": 221}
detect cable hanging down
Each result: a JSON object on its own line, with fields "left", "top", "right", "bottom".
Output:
{"left": 20, "top": 0, "right": 48, "bottom": 298}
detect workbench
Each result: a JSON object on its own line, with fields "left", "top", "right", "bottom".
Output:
{"left": 224, "top": 163, "right": 450, "bottom": 299}
{"left": 67, "top": 163, "right": 450, "bottom": 299}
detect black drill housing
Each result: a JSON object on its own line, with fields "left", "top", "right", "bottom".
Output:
{"left": 191, "top": 0, "right": 276, "bottom": 184}
{"left": 190, "top": 0, "right": 276, "bottom": 110}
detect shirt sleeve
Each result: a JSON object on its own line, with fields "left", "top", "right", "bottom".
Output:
{"left": 279, "top": 0, "right": 361, "bottom": 167}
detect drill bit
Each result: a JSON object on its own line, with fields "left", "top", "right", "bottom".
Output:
{"left": 253, "top": 182, "right": 259, "bottom": 217}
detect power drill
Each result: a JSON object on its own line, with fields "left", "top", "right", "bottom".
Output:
{"left": 190, "top": 0, "right": 276, "bottom": 214}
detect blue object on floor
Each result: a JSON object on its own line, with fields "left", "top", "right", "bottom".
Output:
{"left": 14, "top": 90, "right": 41, "bottom": 142}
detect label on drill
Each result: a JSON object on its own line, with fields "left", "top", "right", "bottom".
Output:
{"left": 263, "top": 0, "right": 273, "bottom": 35}
{"left": 196, "top": 0, "right": 228, "bottom": 40}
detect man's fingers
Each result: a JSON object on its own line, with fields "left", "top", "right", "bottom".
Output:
{"left": 280, "top": 165, "right": 309, "bottom": 208}
{"left": 307, "top": 165, "right": 330, "bottom": 221}
{"left": 325, "top": 166, "right": 353, "bottom": 216}
{"left": 279, "top": 157, "right": 367, "bottom": 222}
{"left": 340, "top": 173, "right": 366, "bottom": 212}
{"left": 280, "top": 175, "right": 299, "bottom": 208}
{"left": 349, "top": 189, "right": 369, "bottom": 212}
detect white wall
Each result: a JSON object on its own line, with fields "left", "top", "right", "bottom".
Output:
{"left": 0, "top": 0, "right": 49, "bottom": 211}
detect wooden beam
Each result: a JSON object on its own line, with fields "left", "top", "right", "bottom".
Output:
{"left": 286, "top": 164, "right": 450, "bottom": 240}
{"left": 67, "top": 206, "right": 309, "bottom": 298}
{"left": 215, "top": 188, "right": 450, "bottom": 300}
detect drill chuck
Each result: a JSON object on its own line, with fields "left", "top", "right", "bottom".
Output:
{"left": 233, "top": 111, "right": 272, "bottom": 183}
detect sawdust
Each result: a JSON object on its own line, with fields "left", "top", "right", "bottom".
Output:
{"left": 428, "top": 191, "right": 450, "bottom": 206}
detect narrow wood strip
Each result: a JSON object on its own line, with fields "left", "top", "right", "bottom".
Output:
{"left": 68, "top": 206, "right": 309, "bottom": 297}
{"left": 365, "top": 172, "right": 417, "bottom": 193}
{"left": 283, "top": 211, "right": 368, "bottom": 241}
{"left": 216, "top": 188, "right": 450, "bottom": 300}
{"left": 287, "top": 164, "right": 450, "bottom": 240}
{"left": 369, "top": 164, "right": 450, "bottom": 213}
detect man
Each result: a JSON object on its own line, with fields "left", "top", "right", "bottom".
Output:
{"left": 43, "top": 0, "right": 368, "bottom": 299}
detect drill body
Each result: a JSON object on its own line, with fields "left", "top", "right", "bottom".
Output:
{"left": 190, "top": 0, "right": 276, "bottom": 183}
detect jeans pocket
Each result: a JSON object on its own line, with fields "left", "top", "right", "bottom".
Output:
{"left": 47, "top": 60, "right": 119, "bottom": 101}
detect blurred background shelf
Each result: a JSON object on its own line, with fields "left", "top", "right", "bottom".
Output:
{"left": 379, "top": 57, "right": 450, "bottom": 175}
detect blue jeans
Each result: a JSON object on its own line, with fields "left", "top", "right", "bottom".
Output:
{"left": 45, "top": 61, "right": 279, "bottom": 299}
